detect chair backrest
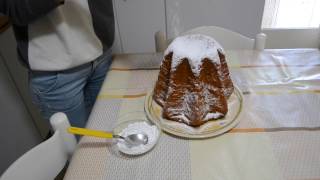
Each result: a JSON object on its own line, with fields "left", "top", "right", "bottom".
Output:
{"left": 155, "top": 26, "right": 266, "bottom": 52}
{"left": 0, "top": 112, "right": 77, "bottom": 180}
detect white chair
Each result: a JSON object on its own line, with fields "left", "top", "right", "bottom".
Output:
{"left": 155, "top": 26, "right": 267, "bottom": 52}
{"left": 0, "top": 112, "right": 77, "bottom": 180}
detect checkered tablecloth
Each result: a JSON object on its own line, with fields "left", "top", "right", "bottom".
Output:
{"left": 64, "top": 49, "right": 320, "bottom": 180}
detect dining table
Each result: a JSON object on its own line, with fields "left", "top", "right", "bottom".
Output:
{"left": 63, "top": 48, "right": 320, "bottom": 180}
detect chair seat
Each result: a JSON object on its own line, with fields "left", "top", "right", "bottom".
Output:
{"left": 0, "top": 112, "right": 77, "bottom": 180}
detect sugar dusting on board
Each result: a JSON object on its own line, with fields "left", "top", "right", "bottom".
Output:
{"left": 117, "top": 121, "right": 160, "bottom": 155}
{"left": 165, "top": 34, "right": 224, "bottom": 75}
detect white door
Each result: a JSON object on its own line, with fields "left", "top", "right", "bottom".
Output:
{"left": 113, "top": 0, "right": 166, "bottom": 53}
{"left": 165, "top": 0, "right": 265, "bottom": 39}
{"left": 0, "top": 47, "right": 42, "bottom": 175}
{"left": 0, "top": 28, "right": 50, "bottom": 137}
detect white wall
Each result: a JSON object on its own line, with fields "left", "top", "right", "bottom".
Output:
{"left": 165, "top": 0, "right": 265, "bottom": 39}
{"left": 0, "top": 28, "right": 49, "bottom": 137}
{"left": 112, "top": 0, "right": 266, "bottom": 53}
{"left": 111, "top": 0, "right": 123, "bottom": 54}
{"left": 112, "top": 0, "right": 318, "bottom": 53}
{"left": 0, "top": 52, "right": 41, "bottom": 174}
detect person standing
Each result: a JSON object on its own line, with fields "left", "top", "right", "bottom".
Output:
{"left": 0, "top": 0, "right": 115, "bottom": 128}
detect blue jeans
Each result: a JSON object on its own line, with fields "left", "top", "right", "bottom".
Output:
{"left": 29, "top": 51, "right": 112, "bottom": 128}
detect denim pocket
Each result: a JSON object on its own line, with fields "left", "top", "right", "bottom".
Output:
{"left": 30, "top": 72, "right": 60, "bottom": 94}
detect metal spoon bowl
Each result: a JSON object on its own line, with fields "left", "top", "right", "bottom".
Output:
{"left": 114, "top": 133, "right": 149, "bottom": 147}
{"left": 112, "top": 117, "right": 161, "bottom": 155}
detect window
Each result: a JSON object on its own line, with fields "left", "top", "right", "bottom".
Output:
{"left": 262, "top": 0, "right": 320, "bottom": 28}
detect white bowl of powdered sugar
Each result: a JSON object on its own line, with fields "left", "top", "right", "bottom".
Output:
{"left": 113, "top": 113, "right": 161, "bottom": 156}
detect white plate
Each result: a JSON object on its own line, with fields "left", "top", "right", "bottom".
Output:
{"left": 144, "top": 86, "right": 243, "bottom": 139}
{"left": 112, "top": 113, "right": 161, "bottom": 156}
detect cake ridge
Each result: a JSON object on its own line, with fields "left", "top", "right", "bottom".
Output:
{"left": 153, "top": 34, "right": 234, "bottom": 127}
{"left": 165, "top": 34, "right": 224, "bottom": 76}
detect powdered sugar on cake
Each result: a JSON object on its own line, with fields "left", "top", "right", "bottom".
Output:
{"left": 165, "top": 34, "right": 224, "bottom": 75}
{"left": 153, "top": 34, "right": 234, "bottom": 127}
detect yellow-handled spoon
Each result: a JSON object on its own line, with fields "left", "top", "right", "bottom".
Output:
{"left": 68, "top": 127, "right": 148, "bottom": 147}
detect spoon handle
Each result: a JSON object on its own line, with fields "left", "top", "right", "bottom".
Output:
{"left": 68, "top": 127, "right": 113, "bottom": 139}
